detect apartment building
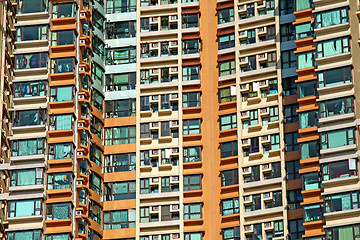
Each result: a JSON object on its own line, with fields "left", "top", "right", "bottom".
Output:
{"left": 1, "top": 0, "right": 360, "bottom": 239}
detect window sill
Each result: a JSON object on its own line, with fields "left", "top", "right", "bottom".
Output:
{"left": 8, "top": 215, "right": 43, "bottom": 223}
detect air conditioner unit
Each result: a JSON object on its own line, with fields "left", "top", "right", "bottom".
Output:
{"left": 80, "top": 39, "right": 86, "bottom": 44}
{"left": 152, "top": 206, "right": 159, "bottom": 211}
{"left": 152, "top": 177, "right": 159, "bottom": 183}
{"left": 264, "top": 222, "right": 273, "bottom": 229}
{"left": 172, "top": 204, "right": 179, "bottom": 210}
{"left": 76, "top": 180, "right": 83, "bottom": 186}
{"left": 263, "top": 192, "right": 271, "bottom": 199}
{"left": 1, "top": 203, "right": 5, "bottom": 209}
{"left": 243, "top": 167, "right": 250, "bottom": 173}
{"left": 80, "top": 12, "right": 86, "bottom": 18}
{"left": 172, "top": 233, "right": 180, "bottom": 239}
{"left": 76, "top": 210, "right": 83, "bottom": 216}
{"left": 79, "top": 67, "right": 85, "bottom": 72}
{"left": 244, "top": 196, "right": 251, "bottom": 201}
{"left": 77, "top": 151, "right": 84, "bottom": 156}
{"left": 152, "top": 236, "right": 159, "bottom": 240}
{"left": 78, "top": 122, "right": 84, "bottom": 128}
{"left": 78, "top": 95, "right": 85, "bottom": 99}
{"left": 262, "top": 164, "right": 269, "bottom": 169}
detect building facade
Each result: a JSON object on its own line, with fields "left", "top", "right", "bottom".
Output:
{"left": 0, "top": 0, "right": 360, "bottom": 239}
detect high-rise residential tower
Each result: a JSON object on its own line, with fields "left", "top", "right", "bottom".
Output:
{"left": 1, "top": 0, "right": 360, "bottom": 239}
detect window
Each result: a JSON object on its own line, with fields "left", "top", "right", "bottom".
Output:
{"left": 138, "top": 151, "right": 150, "bottom": 167}
{"left": 93, "top": 9, "right": 104, "bottom": 31}
{"left": 105, "top": 99, "right": 136, "bottom": 118}
{"left": 286, "top": 160, "right": 301, "bottom": 180}
{"left": 52, "top": 3, "right": 75, "bottom": 18}
{"left": 299, "top": 111, "right": 317, "bottom": 129}
{"left": 92, "top": 62, "right": 104, "bottom": 86}
{"left": 326, "top": 224, "right": 360, "bottom": 240}
{"left": 104, "top": 181, "right": 136, "bottom": 201}
{"left": 9, "top": 199, "right": 42, "bottom": 217}
{"left": 45, "top": 234, "right": 70, "bottom": 240}
{"left": 221, "top": 198, "right": 239, "bottom": 215}
{"left": 239, "top": 3, "right": 254, "bottom": 19}
{"left": 296, "top": 23, "right": 312, "bottom": 40}
{"left": 93, "top": 35, "right": 105, "bottom": 60}
{"left": 183, "top": 65, "right": 200, "bottom": 81}
{"left": 12, "top": 138, "right": 44, "bottom": 156}
{"left": 219, "top": 60, "right": 235, "bottom": 76}
{"left": 49, "top": 114, "right": 73, "bottom": 131}
{"left": 280, "top": 23, "right": 295, "bottom": 42}
{"left": 17, "top": 25, "right": 47, "bottom": 42}
{"left": 8, "top": 230, "right": 41, "bottom": 240}
{"left": 219, "top": 34, "right": 235, "bottom": 50}
{"left": 90, "top": 172, "right": 102, "bottom": 195}
{"left": 281, "top": 50, "right": 296, "bottom": 69}
{"left": 184, "top": 203, "right": 202, "bottom": 219}
{"left": 48, "top": 143, "right": 73, "bottom": 160}
{"left": 51, "top": 30, "right": 75, "bottom": 47}
{"left": 89, "top": 202, "right": 102, "bottom": 224}
{"left": 183, "top": 146, "right": 201, "bottom": 162}
{"left": 162, "top": 205, "right": 179, "bottom": 221}
{"left": 295, "top": 0, "right": 311, "bottom": 12}
{"left": 105, "top": 153, "right": 136, "bottom": 173}
{"left": 250, "top": 138, "right": 259, "bottom": 154}
{"left": 10, "top": 168, "right": 43, "bottom": 187}
{"left": 318, "top": 66, "right": 351, "bottom": 88}
{"left": 301, "top": 141, "right": 319, "bottom": 159}
{"left": 219, "top": 87, "right": 236, "bottom": 103}
{"left": 50, "top": 86, "right": 73, "bottom": 102}
{"left": 288, "top": 189, "right": 303, "bottom": 210}
{"left": 289, "top": 219, "right": 305, "bottom": 240}
{"left": 220, "top": 141, "right": 238, "bottom": 158}
{"left": 246, "top": 223, "right": 262, "bottom": 240}
{"left": 220, "top": 114, "right": 237, "bottom": 131}
{"left": 184, "top": 233, "right": 202, "bottom": 240}
{"left": 183, "top": 119, "right": 201, "bottom": 135}
{"left": 184, "top": 175, "right": 201, "bottom": 191}
{"left": 14, "top": 81, "right": 46, "bottom": 98}
{"left": 280, "top": 0, "right": 294, "bottom": 15}
{"left": 106, "top": 21, "right": 136, "bottom": 39}
{"left": 241, "top": 55, "right": 256, "bottom": 72}
{"left": 249, "top": 110, "right": 258, "bottom": 125}
{"left": 297, "top": 51, "right": 314, "bottom": 69}
{"left": 183, "top": 92, "right": 200, "bottom": 108}
{"left": 269, "top": 106, "right": 279, "bottom": 122}
{"left": 244, "top": 165, "right": 260, "bottom": 182}
{"left": 106, "top": 0, "right": 136, "bottom": 13}
{"left": 267, "top": 221, "right": 284, "bottom": 239}
{"left": 13, "top": 109, "right": 46, "bottom": 127}
{"left": 298, "top": 81, "right": 316, "bottom": 99}
{"left": 325, "top": 191, "right": 359, "bottom": 213}
{"left": 15, "top": 53, "right": 47, "bottom": 70}
{"left": 321, "top": 128, "right": 355, "bottom": 149}
{"left": 182, "top": 39, "right": 200, "bottom": 54}
{"left": 315, "top": 8, "right": 348, "bottom": 29}
{"left": 282, "top": 77, "right": 297, "bottom": 96}
{"left": 218, "top": 8, "right": 234, "bottom": 24}
{"left": 17, "top": 0, "right": 47, "bottom": 14}
{"left": 221, "top": 169, "right": 238, "bottom": 186}
{"left": 322, "top": 159, "right": 357, "bottom": 181}
{"left": 223, "top": 226, "right": 240, "bottom": 240}
{"left": 302, "top": 172, "right": 320, "bottom": 191}
{"left": 140, "top": 207, "right": 156, "bottom": 223}
{"left": 319, "top": 97, "right": 353, "bottom": 118}
{"left": 161, "top": 177, "right": 179, "bottom": 192}
{"left": 104, "top": 209, "right": 136, "bottom": 229}
{"left": 270, "top": 134, "right": 280, "bottom": 150}
{"left": 266, "top": 191, "right": 282, "bottom": 208}
{"left": 46, "top": 203, "right": 71, "bottom": 220}
{"left": 317, "top": 37, "right": 349, "bottom": 58}
{"left": 89, "top": 145, "right": 102, "bottom": 167}
{"left": 245, "top": 194, "right": 260, "bottom": 212}
{"left": 106, "top": 72, "right": 136, "bottom": 91}
{"left": 267, "top": 51, "right": 277, "bottom": 67}
{"left": 47, "top": 172, "right": 71, "bottom": 190}
{"left": 182, "top": 14, "right": 199, "bottom": 28}
{"left": 106, "top": 46, "right": 136, "bottom": 65}
{"left": 105, "top": 126, "right": 136, "bottom": 145}
{"left": 284, "top": 104, "right": 298, "bottom": 124}
{"left": 264, "top": 162, "right": 281, "bottom": 180}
